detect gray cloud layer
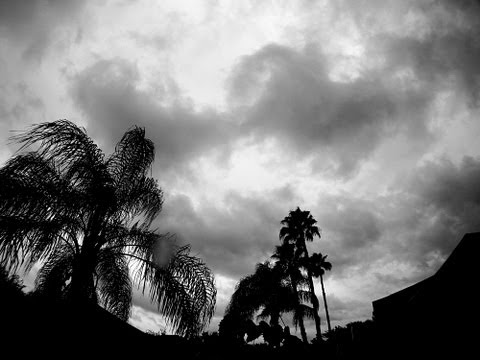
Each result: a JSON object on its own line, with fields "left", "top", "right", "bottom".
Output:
{"left": 3, "top": 0, "right": 480, "bottom": 332}
{"left": 229, "top": 43, "right": 431, "bottom": 177}
{"left": 71, "top": 58, "right": 234, "bottom": 173}
{"left": 0, "top": 0, "right": 86, "bottom": 61}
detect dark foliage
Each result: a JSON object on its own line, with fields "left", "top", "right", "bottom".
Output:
{"left": 0, "top": 120, "right": 216, "bottom": 337}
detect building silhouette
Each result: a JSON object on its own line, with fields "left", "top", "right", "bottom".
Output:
{"left": 372, "top": 232, "right": 480, "bottom": 358}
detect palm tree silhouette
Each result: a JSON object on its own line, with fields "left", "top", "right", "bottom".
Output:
{"left": 225, "top": 261, "right": 294, "bottom": 327}
{"left": 0, "top": 120, "right": 216, "bottom": 337}
{"left": 223, "top": 257, "right": 312, "bottom": 345}
{"left": 279, "top": 207, "right": 322, "bottom": 340}
{"left": 271, "top": 243, "right": 315, "bottom": 343}
{"left": 302, "top": 252, "right": 332, "bottom": 333}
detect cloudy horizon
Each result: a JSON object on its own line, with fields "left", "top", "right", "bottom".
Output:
{"left": 2, "top": 0, "right": 480, "bottom": 338}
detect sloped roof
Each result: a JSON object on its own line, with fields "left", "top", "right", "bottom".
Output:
{"left": 373, "top": 232, "right": 480, "bottom": 319}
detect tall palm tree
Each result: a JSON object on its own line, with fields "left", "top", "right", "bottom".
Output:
{"left": 279, "top": 207, "right": 322, "bottom": 340}
{"left": 0, "top": 120, "right": 216, "bottom": 337}
{"left": 303, "top": 252, "right": 332, "bottom": 333}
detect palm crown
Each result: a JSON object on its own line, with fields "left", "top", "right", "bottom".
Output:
{"left": 0, "top": 120, "right": 216, "bottom": 337}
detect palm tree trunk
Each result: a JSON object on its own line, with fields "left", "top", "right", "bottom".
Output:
{"left": 71, "top": 253, "right": 95, "bottom": 305}
{"left": 301, "top": 243, "right": 322, "bottom": 340}
{"left": 290, "top": 273, "right": 308, "bottom": 343}
{"left": 306, "top": 268, "right": 322, "bottom": 340}
{"left": 270, "top": 311, "right": 280, "bottom": 326}
{"left": 320, "top": 274, "right": 331, "bottom": 332}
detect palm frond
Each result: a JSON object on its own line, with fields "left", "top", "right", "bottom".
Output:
{"left": 107, "top": 126, "right": 155, "bottom": 184}
{"left": 293, "top": 304, "right": 315, "bottom": 329}
{"left": 0, "top": 215, "right": 71, "bottom": 272}
{"left": 131, "top": 245, "right": 216, "bottom": 338}
{"left": 297, "top": 289, "right": 312, "bottom": 304}
{"left": 0, "top": 153, "right": 78, "bottom": 219}
{"left": 96, "top": 248, "right": 132, "bottom": 321}
{"left": 116, "top": 176, "right": 164, "bottom": 225}
{"left": 107, "top": 127, "right": 161, "bottom": 224}
{"left": 35, "top": 244, "right": 74, "bottom": 299}
{"left": 10, "top": 120, "right": 105, "bottom": 174}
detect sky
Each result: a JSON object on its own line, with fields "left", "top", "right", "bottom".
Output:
{"left": 1, "top": 0, "right": 480, "bottom": 338}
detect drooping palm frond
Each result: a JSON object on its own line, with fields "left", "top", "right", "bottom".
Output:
{"left": 225, "top": 259, "right": 298, "bottom": 330}
{"left": 96, "top": 248, "right": 132, "bottom": 321}
{"left": 34, "top": 243, "right": 75, "bottom": 299}
{"left": 131, "top": 244, "right": 216, "bottom": 338}
{"left": 107, "top": 126, "right": 162, "bottom": 225}
{"left": 226, "top": 272, "right": 263, "bottom": 319}
{"left": 292, "top": 304, "right": 316, "bottom": 329}
{"left": 11, "top": 120, "right": 105, "bottom": 176}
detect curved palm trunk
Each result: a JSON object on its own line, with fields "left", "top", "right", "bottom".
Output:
{"left": 306, "top": 267, "right": 322, "bottom": 339}
{"left": 301, "top": 243, "right": 322, "bottom": 341}
{"left": 320, "top": 274, "right": 331, "bottom": 332}
{"left": 290, "top": 272, "right": 308, "bottom": 343}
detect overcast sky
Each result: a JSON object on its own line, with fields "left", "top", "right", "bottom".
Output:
{"left": 2, "top": 0, "right": 480, "bottom": 337}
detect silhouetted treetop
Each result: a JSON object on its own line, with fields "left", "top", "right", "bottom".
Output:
{"left": 0, "top": 120, "right": 216, "bottom": 337}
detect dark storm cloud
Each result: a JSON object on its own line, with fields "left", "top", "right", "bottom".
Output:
{"left": 312, "top": 195, "right": 383, "bottom": 276}
{"left": 367, "top": 0, "right": 480, "bottom": 105}
{"left": 229, "top": 43, "right": 432, "bottom": 177}
{"left": 345, "top": 155, "right": 480, "bottom": 281}
{"left": 0, "top": 0, "right": 86, "bottom": 61}
{"left": 408, "top": 156, "right": 480, "bottom": 254}
{"left": 415, "top": 156, "right": 480, "bottom": 214}
{"left": 306, "top": 153, "right": 480, "bottom": 283}
{"left": 71, "top": 58, "right": 234, "bottom": 173}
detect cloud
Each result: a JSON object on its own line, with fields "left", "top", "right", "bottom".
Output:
{"left": 311, "top": 195, "right": 383, "bottom": 275}
{"left": 0, "top": 82, "right": 45, "bottom": 164}
{"left": 70, "top": 58, "right": 234, "bottom": 173}
{"left": 365, "top": 0, "right": 480, "bottom": 105}
{"left": 3, "top": 0, "right": 480, "bottom": 334}
{"left": 155, "top": 189, "right": 299, "bottom": 278}
{"left": 408, "top": 156, "right": 480, "bottom": 253}
{"left": 229, "top": 43, "right": 432, "bottom": 177}
{"left": 0, "top": 0, "right": 87, "bottom": 61}
{"left": 129, "top": 305, "right": 166, "bottom": 333}
{"left": 343, "top": 155, "right": 480, "bottom": 278}
{"left": 326, "top": 294, "right": 371, "bottom": 324}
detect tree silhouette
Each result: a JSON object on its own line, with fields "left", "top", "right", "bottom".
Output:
{"left": 224, "top": 261, "right": 294, "bottom": 326}
{"left": 271, "top": 243, "right": 316, "bottom": 344}
{"left": 279, "top": 207, "right": 322, "bottom": 340}
{"left": 222, "top": 257, "right": 314, "bottom": 346}
{"left": 0, "top": 120, "right": 216, "bottom": 337}
{"left": 302, "top": 252, "right": 332, "bottom": 332}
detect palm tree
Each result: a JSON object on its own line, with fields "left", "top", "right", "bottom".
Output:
{"left": 271, "top": 243, "right": 314, "bottom": 343}
{"left": 224, "top": 261, "right": 294, "bottom": 327}
{"left": 223, "top": 257, "right": 313, "bottom": 344}
{"left": 279, "top": 207, "right": 322, "bottom": 340}
{"left": 0, "top": 120, "right": 216, "bottom": 338}
{"left": 303, "top": 252, "right": 332, "bottom": 333}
